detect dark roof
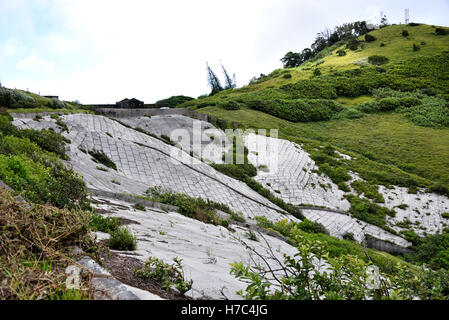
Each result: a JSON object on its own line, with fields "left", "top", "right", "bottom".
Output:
{"left": 117, "top": 98, "right": 143, "bottom": 103}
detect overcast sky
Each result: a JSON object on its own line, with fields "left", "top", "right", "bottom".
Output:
{"left": 1, "top": 0, "right": 448, "bottom": 104}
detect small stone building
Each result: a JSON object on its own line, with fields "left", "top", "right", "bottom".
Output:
{"left": 116, "top": 98, "right": 144, "bottom": 109}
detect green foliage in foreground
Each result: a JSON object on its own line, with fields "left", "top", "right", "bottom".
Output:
{"left": 134, "top": 257, "right": 193, "bottom": 295}
{"left": 0, "top": 188, "right": 94, "bottom": 300}
{"left": 409, "top": 233, "right": 449, "bottom": 270}
{"left": 231, "top": 235, "right": 449, "bottom": 300}
{"left": 0, "top": 116, "right": 89, "bottom": 210}
{"left": 254, "top": 216, "right": 405, "bottom": 274}
{"left": 0, "top": 116, "right": 70, "bottom": 159}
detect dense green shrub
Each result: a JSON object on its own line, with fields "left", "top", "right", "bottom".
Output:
{"left": 413, "top": 44, "right": 421, "bottom": 52}
{"left": 356, "top": 101, "right": 379, "bottom": 113}
{"left": 435, "top": 28, "right": 449, "bottom": 36}
{"left": 313, "top": 68, "right": 322, "bottom": 76}
{"left": 281, "top": 80, "right": 338, "bottom": 99}
{"left": 402, "top": 29, "right": 409, "bottom": 37}
{"left": 0, "top": 88, "right": 39, "bottom": 109}
{"left": 368, "top": 55, "right": 389, "bottom": 65}
{"left": 336, "top": 49, "right": 347, "bottom": 56}
{"left": 351, "top": 180, "right": 384, "bottom": 203}
{"left": 378, "top": 97, "right": 401, "bottom": 111}
{"left": 88, "top": 149, "right": 117, "bottom": 170}
{"left": 156, "top": 95, "right": 194, "bottom": 108}
{"left": 106, "top": 227, "right": 137, "bottom": 251}
{"left": 365, "top": 34, "right": 377, "bottom": 42}
{"left": 219, "top": 100, "right": 241, "bottom": 110}
{"left": 0, "top": 117, "right": 88, "bottom": 210}
{"left": 244, "top": 98, "right": 342, "bottom": 123}
{"left": 346, "top": 195, "right": 396, "bottom": 232}
{"left": 89, "top": 214, "right": 119, "bottom": 233}
{"left": 332, "top": 107, "right": 365, "bottom": 120}
{"left": 231, "top": 234, "right": 449, "bottom": 300}
{"left": 145, "top": 186, "right": 235, "bottom": 226}
{"left": 346, "top": 38, "right": 360, "bottom": 50}
{"left": 0, "top": 153, "right": 88, "bottom": 210}
{"left": 399, "top": 96, "right": 449, "bottom": 127}
{"left": 134, "top": 257, "right": 193, "bottom": 295}
{"left": 318, "top": 163, "right": 351, "bottom": 185}
{"left": 20, "top": 128, "right": 69, "bottom": 159}
{"left": 411, "top": 233, "right": 449, "bottom": 270}
{"left": 429, "top": 181, "right": 449, "bottom": 196}
{"left": 298, "top": 219, "right": 329, "bottom": 235}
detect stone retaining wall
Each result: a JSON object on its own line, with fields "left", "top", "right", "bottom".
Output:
{"left": 94, "top": 107, "right": 209, "bottom": 122}
{"left": 365, "top": 235, "right": 414, "bottom": 255}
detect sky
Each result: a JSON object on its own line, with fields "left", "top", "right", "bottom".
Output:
{"left": 0, "top": 0, "right": 448, "bottom": 104}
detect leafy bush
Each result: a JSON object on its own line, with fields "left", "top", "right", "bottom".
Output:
{"left": 243, "top": 98, "right": 343, "bottom": 123}
{"left": 336, "top": 49, "right": 347, "bottom": 56}
{"left": 413, "top": 44, "right": 421, "bottom": 52}
{"left": 156, "top": 95, "right": 194, "bottom": 108}
{"left": 351, "top": 180, "right": 384, "bottom": 203}
{"left": 402, "top": 29, "right": 409, "bottom": 37}
{"left": 313, "top": 68, "right": 322, "bottom": 76}
{"left": 231, "top": 235, "right": 449, "bottom": 300}
{"left": 281, "top": 80, "right": 338, "bottom": 99}
{"left": 88, "top": 149, "right": 117, "bottom": 170}
{"left": 298, "top": 219, "right": 329, "bottom": 235}
{"left": 346, "top": 38, "right": 360, "bottom": 50}
{"left": 368, "top": 55, "right": 389, "bottom": 65}
{"left": 365, "top": 34, "right": 377, "bottom": 42}
{"left": 429, "top": 181, "right": 449, "bottom": 196}
{"left": 89, "top": 214, "right": 119, "bottom": 233}
{"left": 220, "top": 100, "right": 241, "bottom": 110}
{"left": 411, "top": 233, "right": 449, "bottom": 270}
{"left": 399, "top": 96, "right": 449, "bottom": 127}
{"left": 332, "top": 107, "right": 365, "bottom": 120}
{"left": 378, "top": 97, "right": 401, "bottom": 111}
{"left": 20, "top": 128, "right": 69, "bottom": 159}
{"left": 134, "top": 257, "right": 193, "bottom": 295}
{"left": 106, "top": 227, "right": 137, "bottom": 251}
{"left": 0, "top": 88, "right": 39, "bottom": 109}
{"left": 317, "top": 163, "right": 351, "bottom": 185}
{"left": 346, "top": 195, "right": 396, "bottom": 232}
{"left": 0, "top": 151, "right": 88, "bottom": 210}
{"left": 145, "top": 186, "right": 234, "bottom": 226}
{"left": 435, "top": 28, "right": 449, "bottom": 36}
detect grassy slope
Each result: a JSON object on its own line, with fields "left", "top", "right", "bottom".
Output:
{"left": 3, "top": 89, "right": 93, "bottom": 114}
{"left": 214, "top": 24, "right": 449, "bottom": 95}
{"left": 186, "top": 23, "right": 449, "bottom": 185}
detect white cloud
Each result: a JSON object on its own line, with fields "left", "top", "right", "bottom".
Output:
{"left": 18, "top": 54, "right": 55, "bottom": 72}
{"left": 2, "top": 38, "right": 22, "bottom": 56}
{"left": 2, "top": 0, "right": 448, "bottom": 103}
{"left": 365, "top": 5, "right": 381, "bottom": 24}
{"left": 44, "top": 34, "right": 77, "bottom": 55}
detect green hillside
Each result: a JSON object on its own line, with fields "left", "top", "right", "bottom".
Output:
{"left": 181, "top": 23, "right": 449, "bottom": 195}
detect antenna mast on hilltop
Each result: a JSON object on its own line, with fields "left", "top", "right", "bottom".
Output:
{"left": 405, "top": 9, "right": 410, "bottom": 24}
